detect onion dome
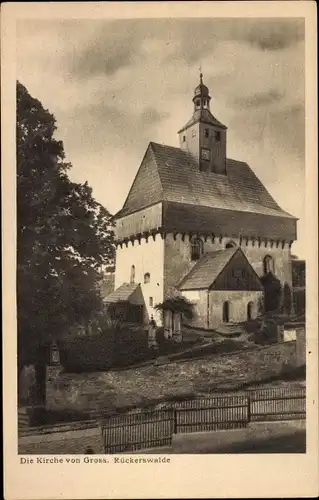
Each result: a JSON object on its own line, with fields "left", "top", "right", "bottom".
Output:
{"left": 194, "top": 73, "right": 209, "bottom": 98}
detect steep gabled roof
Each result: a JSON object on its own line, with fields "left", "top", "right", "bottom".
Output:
{"left": 115, "top": 142, "right": 295, "bottom": 221}
{"left": 116, "top": 145, "right": 163, "bottom": 218}
{"left": 178, "top": 247, "right": 263, "bottom": 291}
{"left": 178, "top": 248, "right": 237, "bottom": 290}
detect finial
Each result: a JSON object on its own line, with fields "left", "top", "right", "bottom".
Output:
{"left": 199, "top": 65, "right": 203, "bottom": 84}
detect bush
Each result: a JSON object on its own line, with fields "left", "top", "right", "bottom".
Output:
{"left": 248, "top": 318, "right": 279, "bottom": 345}
{"left": 58, "top": 325, "right": 155, "bottom": 373}
{"left": 242, "top": 319, "right": 261, "bottom": 334}
{"left": 293, "top": 288, "right": 305, "bottom": 315}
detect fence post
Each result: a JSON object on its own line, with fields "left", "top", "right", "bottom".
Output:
{"left": 247, "top": 394, "right": 251, "bottom": 423}
{"left": 173, "top": 409, "right": 178, "bottom": 435}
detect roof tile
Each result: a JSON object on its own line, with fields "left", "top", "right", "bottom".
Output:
{"left": 104, "top": 283, "right": 140, "bottom": 303}
{"left": 116, "top": 142, "right": 295, "bottom": 221}
{"left": 179, "top": 248, "right": 238, "bottom": 290}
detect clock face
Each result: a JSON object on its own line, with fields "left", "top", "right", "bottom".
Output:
{"left": 201, "top": 148, "right": 210, "bottom": 161}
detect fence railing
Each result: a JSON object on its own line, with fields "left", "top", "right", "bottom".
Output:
{"left": 101, "top": 386, "right": 306, "bottom": 453}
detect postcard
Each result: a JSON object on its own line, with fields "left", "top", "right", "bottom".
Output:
{"left": 2, "top": 1, "right": 318, "bottom": 498}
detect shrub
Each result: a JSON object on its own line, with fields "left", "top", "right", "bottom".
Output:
{"left": 155, "top": 295, "right": 196, "bottom": 321}
{"left": 248, "top": 318, "right": 279, "bottom": 345}
{"left": 58, "top": 325, "right": 154, "bottom": 373}
{"left": 293, "top": 288, "right": 305, "bottom": 315}
{"left": 242, "top": 319, "right": 261, "bottom": 334}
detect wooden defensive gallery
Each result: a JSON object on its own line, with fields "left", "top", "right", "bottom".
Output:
{"left": 105, "top": 74, "right": 297, "bottom": 336}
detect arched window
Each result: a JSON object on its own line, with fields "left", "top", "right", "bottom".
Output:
{"left": 130, "top": 265, "right": 135, "bottom": 284}
{"left": 191, "top": 238, "right": 203, "bottom": 261}
{"left": 144, "top": 272, "right": 150, "bottom": 284}
{"left": 263, "top": 255, "right": 274, "bottom": 275}
{"left": 223, "top": 301, "right": 230, "bottom": 323}
{"left": 225, "top": 241, "right": 237, "bottom": 249}
{"left": 247, "top": 301, "right": 254, "bottom": 321}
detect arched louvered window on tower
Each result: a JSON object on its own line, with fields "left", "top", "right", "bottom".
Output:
{"left": 225, "top": 240, "right": 237, "bottom": 249}
{"left": 191, "top": 238, "right": 203, "bottom": 261}
{"left": 263, "top": 255, "right": 274, "bottom": 275}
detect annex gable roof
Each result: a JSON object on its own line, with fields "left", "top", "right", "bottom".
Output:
{"left": 104, "top": 283, "right": 141, "bottom": 303}
{"left": 178, "top": 247, "right": 263, "bottom": 291}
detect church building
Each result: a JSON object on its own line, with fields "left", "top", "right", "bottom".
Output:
{"left": 106, "top": 74, "right": 297, "bottom": 335}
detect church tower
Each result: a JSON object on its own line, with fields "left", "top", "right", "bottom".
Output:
{"left": 178, "top": 73, "right": 227, "bottom": 175}
{"left": 111, "top": 72, "right": 297, "bottom": 328}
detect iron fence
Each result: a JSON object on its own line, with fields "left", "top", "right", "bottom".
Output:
{"left": 102, "top": 386, "right": 306, "bottom": 453}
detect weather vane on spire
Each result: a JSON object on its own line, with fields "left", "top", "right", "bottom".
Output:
{"left": 199, "top": 64, "right": 203, "bottom": 83}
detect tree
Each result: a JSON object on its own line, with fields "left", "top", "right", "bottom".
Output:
{"left": 17, "top": 82, "right": 115, "bottom": 384}
{"left": 260, "top": 272, "right": 282, "bottom": 313}
{"left": 154, "top": 295, "right": 195, "bottom": 322}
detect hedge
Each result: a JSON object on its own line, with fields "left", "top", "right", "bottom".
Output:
{"left": 58, "top": 325, "right": 155, "bottom": 373}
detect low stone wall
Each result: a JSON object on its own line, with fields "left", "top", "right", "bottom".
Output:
{"left": 46, "top": 341, "right": 299, "bottom": 414}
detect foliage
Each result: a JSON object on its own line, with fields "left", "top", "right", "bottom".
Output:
{"left": 17, "top": 82, "right": 115, "bottom": 371}
{"left": 58, "top": 326, "right": 154, "bottom": 373}
{"left": 281, "top": 283, "right": 292, "bottom": 314}
{"left": 260, "top": 272, "right": 282, "bottom": 313}
{"left": 293, "top": 288, "right": 305, "bottom": 315}
{"left": 154, "top": 295, "right": 195, "bottom": 321}
{"left": 248, "top": 318, "right": 279, "bottom": 345}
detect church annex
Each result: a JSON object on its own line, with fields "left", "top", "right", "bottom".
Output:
{"left": 106, "top": 74, "right": 297, "bottom": 334}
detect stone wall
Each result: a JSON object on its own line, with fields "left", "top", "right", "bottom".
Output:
{"left": 115, "top": 203, "right": 162, "bottom": 241}
{"left": 182, "top": 289, "right": 262, "bottom": 329}
{"left": 115, "top": 232, "right": 164, "bottom": 324}
{"left": 46, "top": 341, "right": 299, "bottom": 414}
{"left": 164, "top": 233, "right": 233, "bottom": 296}
{"left": 295, "top": 326, "right": 306, "bottom": 367}
{"left": 164, "top": 233, "right": 293, "bottom": 298}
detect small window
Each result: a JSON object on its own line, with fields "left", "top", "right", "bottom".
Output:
{"left": 130, "top": 265, "right": 135, "bottom": 284}
{"left": 149, "top": 297, "right": 153, "bottom": 307}
{"left": 215, "top": 131, "right": 221, "bottom": 142}
{"left": 192, "top": 129, "right": 196, "bottom": 138}
{"left": 196, "top": 100, "right": 200, "bottom": 109}
{"left": 144, "top": 273, "right": 150, "bottom": 284}
{"left": 205, "top": 128, "right": 209, "bottom": 138}
{"left": 183, "top": 135, "right": 186, "bottom": 142}
{"left": 225, "top": 241, "right": 236, "bottom": 249}
{"left": 191, "top": 238, "right": 203, "bottom": 261}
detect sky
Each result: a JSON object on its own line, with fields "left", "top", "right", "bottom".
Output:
{"left": 16, "top": 18, "right": 305, "bottom": 257}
